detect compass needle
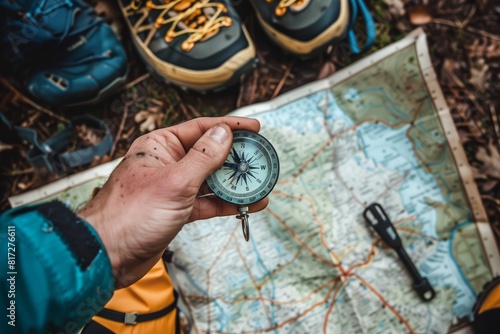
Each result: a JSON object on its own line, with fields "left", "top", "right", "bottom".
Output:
{"left": 247, "top": 171, "right": 257, "bottom": 180}
{"left": 206, "top": 131, "right": 280, "bottom": 241}
{"left": 228, "top": 170, "right": 238, "bottom": 180}
{"left": 231, "top": 147, "right": 241, "bottom": 164}
{"left": 242, "top": 173, "right": 249, "bottom": 186}
{"left": 223, "top": 162, "right": 239, "bottom": 170}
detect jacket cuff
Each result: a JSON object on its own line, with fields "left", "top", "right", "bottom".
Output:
{"left": 3, "top": 200, "right": 114, "bottom": 332}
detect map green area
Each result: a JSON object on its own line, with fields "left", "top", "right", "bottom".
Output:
{"left": 9, "top": 29, "right": 499, "bottom": 334}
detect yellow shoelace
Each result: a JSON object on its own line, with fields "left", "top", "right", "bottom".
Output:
{"left": 127, "top": 0, "right": 232, "bottom": 52}
{"left": 266, "top": 0, "right": 309, "bottom": 16}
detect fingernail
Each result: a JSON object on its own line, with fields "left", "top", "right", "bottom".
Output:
{"left": 210, "top": 125, "right": 229, "bottom": 144}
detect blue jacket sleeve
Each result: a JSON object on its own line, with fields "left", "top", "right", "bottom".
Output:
{"left": 0, "top": 201, "right": 114, "bottom": 334}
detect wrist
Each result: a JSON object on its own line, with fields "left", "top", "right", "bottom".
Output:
{"left": 78, "top": 205, "right": 122, "bottom": 287}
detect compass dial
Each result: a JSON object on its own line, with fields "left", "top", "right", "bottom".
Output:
{"left": 206, "top": 130, "right": 279, "bottom": 206}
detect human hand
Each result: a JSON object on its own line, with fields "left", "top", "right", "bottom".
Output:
{"left": 78, "top": 117, "right": 268, "bottom": 288}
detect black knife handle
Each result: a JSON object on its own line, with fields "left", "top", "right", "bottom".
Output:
{"left": 363, "top": 203, "right": 436, "bottom": 302}
{"left": 363, "top": 203, "right": 402, "bottom": 249}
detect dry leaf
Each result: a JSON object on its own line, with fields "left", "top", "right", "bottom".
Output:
{"left": 383, "top": 0, "right": 406, "bottom": 17}
{"left": 134, "top": 111, "right": 156, "bottom": 132}
{"left": 485, "top": 41, "right": 500, "bottom": 58}
{"left": 457, "top": 129, "right": 471, "bottom": 145}
{"left": 408, "top": 5, "right": 433, "bottom": 25}
{"left": 134, "top": 100, "right": 165, "bottom": 133}
{"left": 76, "top": 124, "right": 102, "bottom": 146}
{"left": 455, "top": 104, "right": 471, "bottom": 120}
{"left": 395, "top": 21, "right": 410, "bottom": 33}
{"left": 94, "top": 1, "right": 118, "bottom": 21}
{"left": 316, "top": 61, "right": 336, "bottom": 80}
{"left": 458, "top": 121, "right": 485, "bottom": 144}
{"left": 472, "top": 166, "right": 487, "bottom": 180}
{"left": 480, "top": 179, "right": 498, "bottom": 193}
{"left": 476, "top": 141, "right": 500, "bottom": 179}
{"left": 93, "top": 0, "right": 123, "bottom": 36}
{"left": 442, "top": 59, "right": 465, "bottom": 88}
{"left": 466, "top": 121, "right": 485, "bottom": 140}
{"left": 466, "top": 38, "right": 500, "bottom": 59}
{"left": 468, "top": 58, "right": 490, "bottom": 95}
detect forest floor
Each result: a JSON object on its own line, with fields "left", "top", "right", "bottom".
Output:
{"left": 0, "top": 0, "right": 499, "bottom": 244}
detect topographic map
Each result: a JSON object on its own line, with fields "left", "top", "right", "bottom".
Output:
{"left": 9, "top": 29, "right": 500, "bottom": 334}
{"left": 168, "top": 29, "right": 500, "bottom": 334}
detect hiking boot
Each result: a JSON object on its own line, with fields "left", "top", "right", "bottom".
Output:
{"left": 249, "top": 0, "right": 350, "bottom": 57}
{"left": 472, "top": 276, "right": 500, "bottom": 334}
{"left": 0, "top": 0, "right": 128, "bottom": 106}
{"left": 117, "top": 0, "right": 256, "bottom": 92}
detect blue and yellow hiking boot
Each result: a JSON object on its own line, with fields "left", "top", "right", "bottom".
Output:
{"left": 117, "top": 0, "right": 256, "bottom": 92}
{"left": 0, "top": 0, "right": 128, "bottom": 107}
{"left": 249, "top": 0, "right": 350, "bottom": 57}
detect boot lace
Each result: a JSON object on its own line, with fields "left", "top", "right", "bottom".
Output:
{"left": 126, "top": 0, "right": 232, "bottom": 52}
{"left": 265, "top": 0, "right": 310, "bottom": 17}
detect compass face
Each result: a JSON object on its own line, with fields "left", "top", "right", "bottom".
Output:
{"left": 206, "top": 130, "right": 279, "bottom": 206}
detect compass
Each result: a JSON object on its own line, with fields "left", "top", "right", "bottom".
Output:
{"left": 206, "top": 130, "right": 280, "bottom": 241}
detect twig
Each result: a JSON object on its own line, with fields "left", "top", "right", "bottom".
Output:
{"left": 436, "top": 8, "right": 464, "bottom": 15}
{"left": 122, "top": 125, "right": 136, "bottom": 140}
{"left": 186, "top": 103, "right": 201, "bottom": 117}
{"left": 482, "top": 195, "right": 500, "bottom": 206}
{"left": 10, "top": 175, "right": 19, "bottom": 194}
{"left": 236, "top": 75, "right": 246, "bottom": 108}
{"left": 442, "top": 65, "right": 465, "bottom": 88}
{"left": 37, "top": 121, "right": 51, "bottom": 140}
{"left": 442, "top": 66, "right": 488, "bottom": 137}
{"left": 249, "top": 70, "right": 259, "bottom": 103}
{"left": 16, "top": 177, "right": 37, "bottom": 191}
{"left": 432, "top": 18, "right": 500, "bottom": 41}
{"left": 465, "top": 26, "right": 500, "bottom": 42}
{"left": 21, "top": 110, "right": 42, "bottom": 128}
{"left": 171, "top": 88, "right": 197, "bottom": 118}
{"left": 10, "top": 167, "right": 35, "bottom": 176}
{"left": 125, "top": 73, "right": 151, "bottom": 89}
{"left": 110, "top": 102, "right": 129, "bottom": 158}
{"left": 487, "top": 101, "right": 500, "bottom": 146}
{"left": 272, "top": 58, "right": 295, "bottom": 99}
{"left": 461, "top": 4, "right": 476, "bottom": 28}
{"left": 266, "top": 76, "right": 275, "bottom": 95}
{"left": 261, "top": 77, "right": 274, "bottom": 98}
{"left": 0, "top": 78, "right": 68, "bottom": 123}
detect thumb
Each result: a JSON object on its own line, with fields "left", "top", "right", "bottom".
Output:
{"left": 178, "top": 123, "right": 232, "bottom": 188}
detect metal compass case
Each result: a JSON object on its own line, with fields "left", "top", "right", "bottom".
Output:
{"left": 206, "top": 130, "right": 280, "bottom": 241}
